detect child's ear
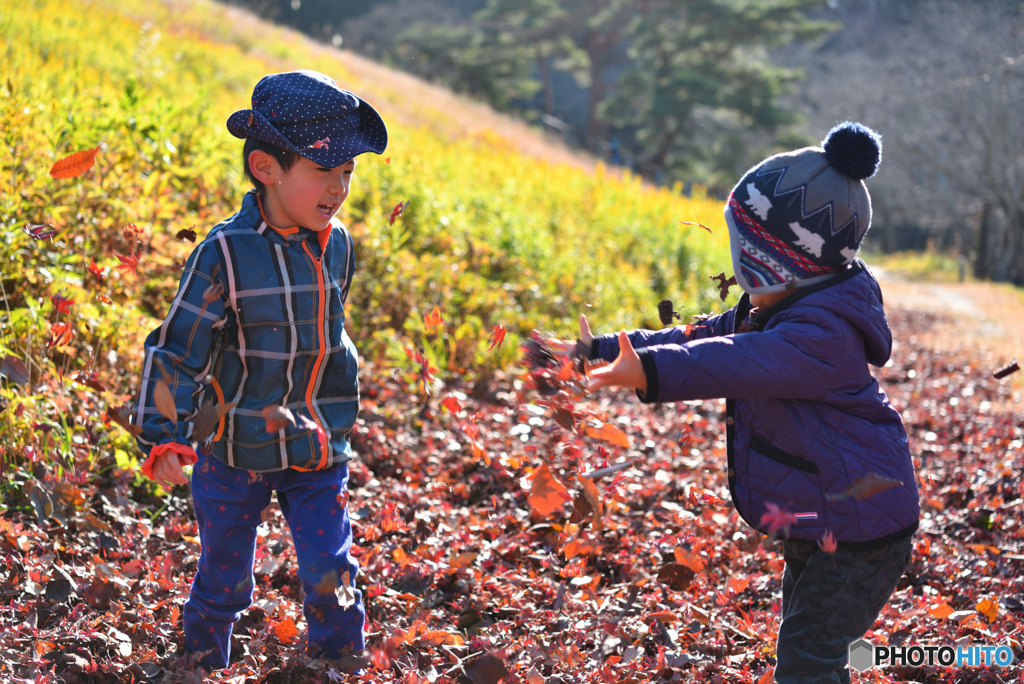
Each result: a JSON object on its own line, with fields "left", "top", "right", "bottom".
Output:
{"left": 248, "top": 149, "right": 276, "bottom": 186}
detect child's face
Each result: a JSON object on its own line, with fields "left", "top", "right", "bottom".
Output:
{"left": 261, "top": 155, "right": 357, "bottom": 231}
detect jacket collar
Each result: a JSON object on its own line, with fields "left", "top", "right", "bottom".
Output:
{"left": 251, "top": 191, "right": 332, "bottom": 252}
{"left": 741, "top": 259, "right": 867, "bottom": 332}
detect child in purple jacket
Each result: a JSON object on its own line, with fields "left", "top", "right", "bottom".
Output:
{"left": 558, "top": 123, "right": 920, "bottom": 684}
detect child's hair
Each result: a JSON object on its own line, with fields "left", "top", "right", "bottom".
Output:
{"left": 242, "top": 137, "right": 299, "bottom": 195}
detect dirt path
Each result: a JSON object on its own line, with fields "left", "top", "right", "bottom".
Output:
{"left": 875, "top": 270, "right": 1024, "bottom": 407}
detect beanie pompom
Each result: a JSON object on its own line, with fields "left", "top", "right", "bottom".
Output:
{"left": 822, "top": 122, "right": 881, "bottom": 180}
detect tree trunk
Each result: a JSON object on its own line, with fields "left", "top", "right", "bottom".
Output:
{"left": 536, "top": 51, "right": 554, "bottom": 115}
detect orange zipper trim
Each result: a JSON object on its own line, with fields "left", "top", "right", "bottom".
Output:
{"left": 301, "top": 241, "right": 330, "bottom": 470}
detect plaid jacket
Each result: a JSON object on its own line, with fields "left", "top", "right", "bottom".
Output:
{"left": 134, "top": 190, "right": 359, "bottom": 472}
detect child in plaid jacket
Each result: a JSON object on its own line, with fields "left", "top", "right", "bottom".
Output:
{"left": 133, "top": 70, "right": 387, "bottom": 669}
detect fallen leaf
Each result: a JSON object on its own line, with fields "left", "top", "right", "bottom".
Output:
{"left": 656, "top": 563, "right": 695, "bottom": 591}
{"left": 49, "top": 145, "right": 100, "bottom": 179}
{"left": 203, "top": 280, "right": 224, "bottom": 303}
{"left": 274, "top": 617, "right": 298, "bottom": 643}
{"left": 576, "top": 472, "right": 604, "bottom": 535}
{"left": 464, "top": 653, "right": 510, "bottom": 684}
{"left": 527, "top": 463, "right": 571, "bottom": 518}
{"left": 929, "top": 602, "right": 954, "bottom": 619}
{"left": 673, "top": 548, "right": 706, "bottom": 573}
{"left": 976, "top": 597, "right": 999, "bottom": 623}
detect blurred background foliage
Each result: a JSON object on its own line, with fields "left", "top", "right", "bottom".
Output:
{"left": 222, "top": 0, "right": 1024, "bottom": 284}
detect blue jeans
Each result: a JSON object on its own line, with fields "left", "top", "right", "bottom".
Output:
{"left": 183, "top": 450, "right": 364, "bottom": 669}
{"left": 775, "top": 536, "right": 913, "bottom": 684}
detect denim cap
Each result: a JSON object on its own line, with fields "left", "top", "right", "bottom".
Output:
{"left": 227, "top": 69, "right": 387, "bottom": 167}
{"left": 724, "top": 122, "right": 881, "bottom": 294}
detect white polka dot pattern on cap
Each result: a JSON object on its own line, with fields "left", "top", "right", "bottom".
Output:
{"left": 227, "top": 69, "right": 387, "bottom": 166}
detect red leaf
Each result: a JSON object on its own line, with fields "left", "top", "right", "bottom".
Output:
{"left": 710, "top": 272, "right": 738, "bottom": 302}
{"left": 50, "top": 290, "right": 74, "bottom": 315}
{"left": 114, "top": 249, "right": 140, "bottom": 276}
{"left": 818, "top": 530, "right": 837, "bottom": 554}
{"left": 441, "top": 395, "right": 463, "bottom": 413}
{"left": 527, "top": 463, "right": 571, "bottom": 518}
{"left": 487, "top": 324, "right": 506, "bottom": 351}
{"left": 262, "top": 405, "right": 296, "bottom": 433}
{"left": 96, "top": 294, "right": 113, "bottom": 305}
{"left": 23, "top": 223, "right": 58, "bottom": 241}
{"left": 87, "top": 258, "right": 106, "bottom": 281}
{"left": 388, "top": 200, "right": 409, "bottom": 225}
{"left": 760, "top": 501, "right": 798, "bottom": 537}
{"left": 49, "top": 145, "right": 100, "bottom": 179}
{"left": 423, "top": 305, "right": 443, "bottom": 330}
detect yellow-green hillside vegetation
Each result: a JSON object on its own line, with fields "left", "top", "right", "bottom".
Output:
{"left": 0, "top": 0, "right": 732, "bottom": 461}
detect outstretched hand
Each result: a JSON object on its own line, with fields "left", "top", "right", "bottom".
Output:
{"left": 587, "top": 330, "right": 647, "bottom": 393}
{"left": 548, "top": 314, "right": 596, "bottom": 358}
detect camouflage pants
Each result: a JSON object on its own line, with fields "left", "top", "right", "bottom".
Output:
{"left": 775, "top": 536, "right": 914, "bottom": 684}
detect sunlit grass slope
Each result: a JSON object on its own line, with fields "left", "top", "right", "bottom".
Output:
{"left": 0, "top": 0, "right": 732, "bottom": 397}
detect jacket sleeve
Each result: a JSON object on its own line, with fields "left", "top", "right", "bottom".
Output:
{"left": 590, "top": 309, "right": 737, "bottom": 362}
{"left": 133, "top": 241, "right": 230, "bottom": 457}
{"left": 634, "top": 308, "right": 843, "bottom": 403}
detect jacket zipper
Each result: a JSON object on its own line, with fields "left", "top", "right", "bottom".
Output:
{"left": 302, "top": 241, "right": 330, "bottom": 469}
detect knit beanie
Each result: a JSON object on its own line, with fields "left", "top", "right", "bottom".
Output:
{"left": 724, "top": 122, "right": 882, "bottom": 294}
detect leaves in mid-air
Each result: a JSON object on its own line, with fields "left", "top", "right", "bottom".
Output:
{"left": 49, "top": 145, "right": 101, "bottom": 179}
{"left": 175, "top": 227, "right": 197, "bottom": 242}
{"left": 818, "top": 530, "right": 837, "bottom": 554}
{"left": 23, "top": 223, "right": 58, "bottom": 241}
{"left": 487, "top": 324, "right": 506, "bottom": 351}
{"left": 825, "top": 472, "right": 903, "bottom": 502}
{"left": 297, "top": 414, "right": 328, "bottom": 458}
{"left": 993, "top": 358, "right": 1019, "bottom": 379}
{"left": 388, "top": 200, "right": 409, "bottom": 225}
{"left": 527, "top": 463, "right": 571, "bottom": 518}
{"left": 114, "top": 249, "right": 140, "bottom": 276}
{"left": 680, "top": 220, "right": 712, "bottom": 233}
{"left": 50, "top": 291, "right": 74, "bottom": 315}
{"left": 657, "top": 300, "right": 680, "bottom": 325}
{"left": 0, "top": 356, "right": 30, "bottom": 385}
{"left": 711, "top": 272, "right": 738, "bottom": 301}
{"left": 262, "top": 405, "right": 296, "bottom": 433}
{"left": 423, "top": 305, "right": 443, "bottom": 331}
{"left": 760, "top": 501, "right": 798, "bottom": 538}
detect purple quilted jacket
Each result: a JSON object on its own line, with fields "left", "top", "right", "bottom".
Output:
{"left": 591, "top": 261, "right": 919, "bottom": 548}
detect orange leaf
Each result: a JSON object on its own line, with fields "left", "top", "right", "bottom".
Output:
{"left": 976, "top": 597, "right": 999, "bottom": 623}
{"left": 583, "top": 421, "right": 630, "bottom": 448}
{"left": 424, "top": 305, "right": 443, "bottom": 330}
{"left": 929, "top": 602, "right": 954, "bottom": 620}
{"left": 727, "top": 576, "right": 750, "bottom": 595}
{"left": 527, "top": 463, "right": 571, "bottom": 518}
{"left": 576, "top": 472, "right": 604, "bottom": 535}
{"left": 49, "top": 145, "right": 100, "bottom": 179}
{"left": 273, "top": 617, "right": 298, "bottom": 643}
{"left": 674, "top": 548, "right": 706, "bottom": 573}
{"left": 647, "top": 610, "right": 679, "bottom": 623}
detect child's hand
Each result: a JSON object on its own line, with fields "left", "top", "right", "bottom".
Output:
{"left": 587, "top": 331, "right": 648, "bottom": 393}
{"left": 153, "top": 450, "right": 189, "bottom": 489}
{"left": 548, "top": 314, "right": 596, "bottom": 358}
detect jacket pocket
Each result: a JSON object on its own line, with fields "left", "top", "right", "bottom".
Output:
{"left": 749, "top": 435, "right": 820, "bottom": 474}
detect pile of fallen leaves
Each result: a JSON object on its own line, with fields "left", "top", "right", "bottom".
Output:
{"left": 1, "top": 306, "right": 1022, "bottom": 684}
